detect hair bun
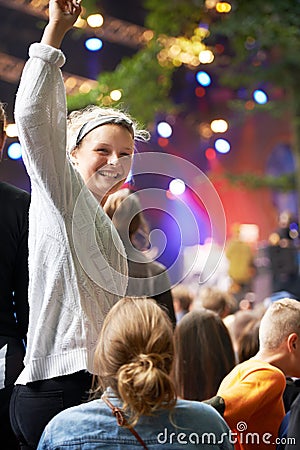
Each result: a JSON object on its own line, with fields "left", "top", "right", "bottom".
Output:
{"left": 135, "top": 353, "right": 168, "bottom": 371}
{"left": 117, "top": 351, "right": 175, "bottom": 423}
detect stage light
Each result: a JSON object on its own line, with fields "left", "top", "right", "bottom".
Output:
{"left": 85, "top": 38, "right": 103, "bottom": 51}
{"left": 199, "top": 50, "right": 214, "bottom": 64}
{"left": 205, "top": 148, "right": 216, "bottom": 160}
{"left": 216, "top": 2, "right": 231, "bottom": 13}
{"left": 5, "top": 123, "right": 18, "bottom": 138}
{"left": 7, "top": 142, "right": 22, "bottom": 160}
{"left": 214, "top": 138, "right": 231, "bottom": 154}
{"left": 87, "top": 14, "right": 104, "bottom": 28}
{"left": 210, "top": 119, "right": 228, "bottom": 133}
{"left": 169, "top": 178, "right": 186, "bottom": 195}
{"left": 110, "top": 90, "right": 122, "bottom": 101}
{"left": 196, "top": 71, "right": 211, "bottom": 87}
{"left": 253, "top": 89, "right": 268, "bottom": 104}
{"left": 158, "top": 137, "right": 169, "bottom": 147}
{"left": 195, "top": 86, "right": 206, "bottom": 97}
{"left": 157, "top": 122, "right": 173, "bottom": 138}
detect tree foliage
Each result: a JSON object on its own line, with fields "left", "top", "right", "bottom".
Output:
{"left": 68, "top": 40, "right": 175, "bottom": 125}
{"left": 73, "top": 1, "right": 300, "bottom": 123}
{"left": 71, "top": 0, "right": 300, "bottom": 199}
{"left": 222, "top": 172, "right": 296, "bottom": 192}
{"left": 68, "top": 0, "right": 208, "bottom": 124}
{"left": 209, "top": 1, "right": 300, "bottom": 91}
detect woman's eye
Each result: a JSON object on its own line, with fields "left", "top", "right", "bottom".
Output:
{"left": 97, "top": 148, "right": 109, "bottom": 153}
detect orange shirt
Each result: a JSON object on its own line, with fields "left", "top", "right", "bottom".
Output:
{"left": 217, "top": 359, "right": 286, "bottom": 450}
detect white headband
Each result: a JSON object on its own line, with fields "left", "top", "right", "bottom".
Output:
{"left": 75, "top": 115, "right": 134, "bottom": 146}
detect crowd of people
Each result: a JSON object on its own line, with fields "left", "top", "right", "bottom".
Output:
{"left": 1, "top": 0, "right": 300, "bottom": 449}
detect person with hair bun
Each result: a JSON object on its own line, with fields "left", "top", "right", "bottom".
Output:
{"left": 38, "top": 297, "right": 233, "bottom": 449}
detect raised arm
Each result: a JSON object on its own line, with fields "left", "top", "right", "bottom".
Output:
{"left": 15, "top": 0, "right": 81, "bottom": 197}
{"left": 42, "top": 0, "right": 81, "bottom": 48}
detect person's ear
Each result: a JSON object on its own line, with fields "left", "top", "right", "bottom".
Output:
{"left": 69, "top": 147, "right": 78, "bottom": 165}
{"left": 287, "top": 333, "right": 298, "bottom": 352}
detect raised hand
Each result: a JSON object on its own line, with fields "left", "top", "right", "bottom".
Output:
{"left": 42, "top": 0, "right": 82, "bottom": 48}
{"left": 49, "top": 0, "right": 82, "bottom": 25}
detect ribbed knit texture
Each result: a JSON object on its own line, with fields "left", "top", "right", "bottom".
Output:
{"left": 15, "top": 43, "right": 128, "bottom": 384}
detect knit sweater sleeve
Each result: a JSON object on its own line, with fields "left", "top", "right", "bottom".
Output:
{"left": 15, "top": 42, "right": 128, "bottom": 306}
{"left": 14, "top": 43, "right": 68, "bottom": 202}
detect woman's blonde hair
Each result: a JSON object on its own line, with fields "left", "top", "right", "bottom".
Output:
{"left": 94, "top": 297, "right": 176, "bottom": 426}
{"left": 67, "top": 105, "right": 150, "bottom": 154}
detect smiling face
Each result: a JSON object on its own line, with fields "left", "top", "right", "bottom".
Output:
{"left": 70, "top": 124, "right": 134, "bottom": 204}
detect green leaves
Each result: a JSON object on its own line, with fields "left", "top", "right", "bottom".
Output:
{"left": 223, "top": 172, "right": 296, "bottom": 192}
{"left": 68, "top": 40, "right": 175, "bottom": 125}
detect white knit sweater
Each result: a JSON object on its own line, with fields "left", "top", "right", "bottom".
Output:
{"left": 15, "top": 43, "right": 128, "bottom": 384}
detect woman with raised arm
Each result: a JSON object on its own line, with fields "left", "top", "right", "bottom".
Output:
{"left": 37, "top": 297, "right": 233, "bottom": 449}
{"left": 9, "top": 1, "right": 149, "bottom": 448}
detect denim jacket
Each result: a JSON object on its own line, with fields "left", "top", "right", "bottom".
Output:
{"left": 38, "top": 388, "right": 234, "bottom": 449}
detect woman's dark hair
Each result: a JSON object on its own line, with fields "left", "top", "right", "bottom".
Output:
{"left": 237, "top": 319, "right": 260, "bottom": 363}
{"left": 173, "top": 309, "right": 236, "bottom": 401}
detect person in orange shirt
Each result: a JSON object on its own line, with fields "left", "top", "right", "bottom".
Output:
{"left": 217, "top": 298, "right": 300, "bottom": 450}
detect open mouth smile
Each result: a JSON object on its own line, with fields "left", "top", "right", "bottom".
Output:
{"left": 97, "top": 170, "right": 121, "bottom": 179}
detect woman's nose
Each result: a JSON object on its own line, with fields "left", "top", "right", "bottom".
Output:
{"left": 107, "top": 152, "right": 119, "bottom": 165}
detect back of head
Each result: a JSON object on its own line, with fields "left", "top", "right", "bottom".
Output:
{"left": 198, "top": 286, "right": 237, "bottom": 317}
{"left": 230, "top": 309, "right": 257, "bottom": 343}
{"left": 94, "top": 297, "right": 176, "bottom": 425}
{"left": 237, "top": 318, "right": 260, "bottom": 363}
{"left": 104, "top": 189, "right": 141, "bottom": 234}
{"left": 171, "top": 284, "right": 194, "bottom": 312}
{"left": 173, "top": 309, "right": 235, "bottom": 401}
{"left": 104, "top": 189, "right": 149, "bottom": 250}
{"left": 259, "top": 298, "right": 300, "bottom": 351}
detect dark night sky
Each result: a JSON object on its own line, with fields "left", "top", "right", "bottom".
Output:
{"left": 0, "top": 1, "right": 146, "bottom": 119}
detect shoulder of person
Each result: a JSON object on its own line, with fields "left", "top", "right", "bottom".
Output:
{"left": 0, "top": 181, "right": 30, "bottom": 199}
{"left": 176, "top": 398, "right": 224, "bottom": 419}
{"left": 0, "top": 182, "right": 30, "bottom": 215}
{"left": 240, "top": 359, "right": 286, "bottom": 386}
